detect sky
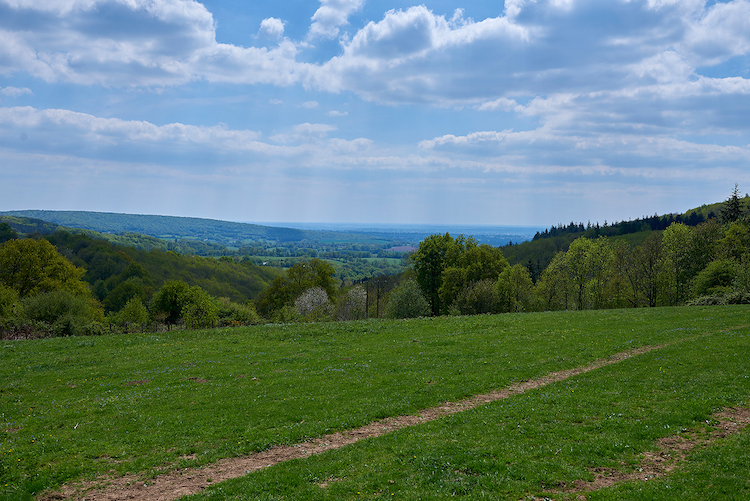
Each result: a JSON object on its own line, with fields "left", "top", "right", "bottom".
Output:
{"left": 1, "top": 0, "right": 749, "bottom": 226}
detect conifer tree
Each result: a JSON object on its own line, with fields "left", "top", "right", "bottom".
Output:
{"left": 721, "top": 183, "right": 744, "bottom": 223}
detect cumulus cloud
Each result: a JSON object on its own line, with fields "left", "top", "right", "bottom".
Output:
{"left": 2, "top": 0, "right": 750, "bottom": 188}
{"left": 258, "top": 17, "right": 285, "bottom": 40}
{"left": 0, "top": 0, "right": 303, "bottom": 86}
{"left": 307, "top": 0, "right": 365, "bottom": 40}
{"left": 478, "top": 98, "right": 521, "bottom": 112}
{"left": 2, "top": 0, "right": 749, "bottom": 113}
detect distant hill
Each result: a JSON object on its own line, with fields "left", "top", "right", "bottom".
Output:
{"left": 0, "top": 210, "right": 319, "bottom": 245}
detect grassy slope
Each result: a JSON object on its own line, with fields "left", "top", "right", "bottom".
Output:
{"left": 1, "top": 306, "right": 749, "bottom": 500}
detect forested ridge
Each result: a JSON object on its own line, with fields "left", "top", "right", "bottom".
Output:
{"left": 1, "top": 188, "right": 748, "bottom": 338}
{"left": 499, "top": 198, "right": 747, "bottom": 280}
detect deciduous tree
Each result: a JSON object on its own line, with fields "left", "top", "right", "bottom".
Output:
{"left": 0, "top": 238, "right": 89, "bottom": 298}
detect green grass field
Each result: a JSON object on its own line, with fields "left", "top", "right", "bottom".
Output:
{"left": 2, "top": 306, "right": 749, "bottom": 500}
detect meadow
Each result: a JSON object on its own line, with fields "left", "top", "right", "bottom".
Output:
{"left": 1, "top": 306, "right": 749, "bottom": 500}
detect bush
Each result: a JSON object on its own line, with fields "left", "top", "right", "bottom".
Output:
{"left": 216, "top": 298, "right": 261, "bottom": 327}
{"left": 337, "top": 285, "right": 367, "bottom": 321}
{"left": 294, "top": 286, "right": 334, "bottom": 322}
{"left": 270, "top": 305, "right": 301, "bottom": 324}
{"left": 183, "top": 287, "right": 219, "bottom": 330}
{"left": 724, "top": 291, "right": 750, "bottom": 304}
{"left": 113, "top": 297, "right": 150, "bottom": 333}
{"left": 692, "top": 259, "right": 736, "bottom": 298}
{"left": 21, "top": 290, "right": 104, "bottom": 336}
{"left": 0, "top": 284, "right": 20, "bottom": 318}
{"left": 385, "top": 279, "right": 431, "bottom": 319}
{"left": 452, "top": 279, "right": 501, "bottom": 315}
{"left": 686, "top": 295, "right": 726, "bottom": 306}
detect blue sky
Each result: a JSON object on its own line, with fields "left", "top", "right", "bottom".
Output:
{"left": 1, "top": 0, "right": 749, "bottom": 226}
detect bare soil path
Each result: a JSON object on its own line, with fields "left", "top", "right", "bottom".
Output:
{"left": 537, "top": 406, "right": 750, "bottom": 500}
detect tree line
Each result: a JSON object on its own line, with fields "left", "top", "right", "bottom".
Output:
{"left": 409, "top": 186, "right": 750, "bottom": 315}
{"left": 2, "top": 187, "right": 748, "bottom": 338}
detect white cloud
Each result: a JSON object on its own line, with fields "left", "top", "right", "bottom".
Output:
{"left": 0, "top": 86, "right": 33, "bottom": 97}
{"left": 682, "top": 0, "right": 750, "bottom": 66}
{"left": 307, "top": 0, "right": 365, "bottom": 40}
{"left": 1, "top": 0, "right": 749, "bottom": 115}
{"left": 0, "top": 0, "right": 303, "bottom": 86}
{"left": 478, "top": 98, "right": 520, "bottom": 112}
{"left": 301, "top": 101, "right": 319, "bottom": 108}
{"left": 270, "top": 122, "right": 337, "bottom": 143}
{"left": 0, "top": 105, "right": 271, "bottom": 154}
{"left": 258, "top": 17, "right": 285, "bottom": 40}
{"left": 328, "top": 110, "right": 348, "bottom": 116}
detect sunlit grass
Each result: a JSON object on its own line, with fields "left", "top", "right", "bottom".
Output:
{"left": 1, "top": 306, "right": 749, "bottom": 500}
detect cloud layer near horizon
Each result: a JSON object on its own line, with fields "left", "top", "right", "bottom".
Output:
{"left": 1, "top": 0, "right": 749, "bottom": 224}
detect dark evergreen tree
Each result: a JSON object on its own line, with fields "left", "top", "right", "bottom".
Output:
{"left": 721, "top": 183, "right": 744, "bottom": 223}
{"left": 0, "top": 223, "right": 18, "bottom": 244}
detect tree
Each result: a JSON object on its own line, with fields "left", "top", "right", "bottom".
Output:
{"left": 385, "top": 279, "right": 431, "bottom": 319}
{"left": 719, "top": 221, "right": 750, "bottom": 261}
{"left": 151, "top": 280, "right": 191, "bottom": 326}
{"left": 21, "top": 289, "right": 104, "bottom": 336}
{"left": 411, "top": 233, "right": 453, "bottom": 316}
{"left": 182, "top": 286, "right": 219, "bottom": 330}
{"left": 692, "top": 259, "right": 736, "bottom": 298}
{"left": 721, "top": 183, "right": 745, "bottom": 223}
{"left": 103, "top": 277, "right": 149, "bottom": 313}
{"left": 584, "top": 237, "right": 614, "bottom": 310}
{"left": 114, "top": 296, "right": 150, "bottom": 332}
{"left": 255, "top": 258, "right": 336, "bottom": 318}
{"left": 0, "top": 284, "right": 19, "bottom": 318}
{"left": 0, "top": 238, "right": 89, "bottom": 298}
{"left": 564, "top": 237, "right": 594, "bottom": 310}
{"left": 294, "top": 286, "right": 334, "bottom": 321}
{"left": 453, "top": 279, "right": 501, "bottom": 315}
{"left": 496, "top": 264, "right": 535, "bottom": 313}
{"left": 337, "top": 285, "right": 366, "bottom": 321}
{"left": 412, "top": 234, "right": 508, "bottom": 316}
{"left": 535, "top": 251, "right": 572, "bottom": 311}
{"left": 662, "top": 223, "right": 693, "bottom": 305}
{"left": 0, "top": 223, "right": 18, "bottom": 244}
{"left": 628, "top": 232, "right": 664, "bottom": 307}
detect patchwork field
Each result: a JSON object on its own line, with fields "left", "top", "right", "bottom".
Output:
{"left": 2, "top": 306, "right": 749, "bottom": 500}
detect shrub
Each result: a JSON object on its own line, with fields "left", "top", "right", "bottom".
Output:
{"left": 294, "top": 286, "right": 334, "bottom": 322}
{"left": 385, "top": 279, "right": 431, "bottom": 319}
{"left": 0, "top": 284, "right": 20, "bottom": 318}
{"left": 692, "top": 259, "right": 736, "bottom": 297}
{"left": 183, "top": 287, "right": 219, "bottom": 330}
{"left": 151, "top": 280, "right": 191, "bottom": 327}
{"left": 216, "top": 298, "right": 261, "bottom": 327}
{"left": 114, "top": 297, "right": 150, "bottom": 333}
{"left": 686, "top": 295, "right": 726, "bottom": 306}
{"left": 337, "top": 285, "right": 367, "bottom": 321}
{"left": 21, "top": 290, "right": 104, "bottom": 336}
{"left": 452, "top": 279, "right": 501, "bottom": 315}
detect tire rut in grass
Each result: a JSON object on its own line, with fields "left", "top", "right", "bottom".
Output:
{"left": 543, "top": 406, "right": 750, "bottom": 499}
{"left": 46, "top": 345, "right": 661, "bottom": 501}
